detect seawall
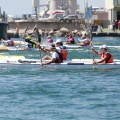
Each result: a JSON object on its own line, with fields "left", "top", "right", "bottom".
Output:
{"left": 8, "top": 21, "right": 82, "bottom": 31}
{"left": 7, "top": 21, "right": 120, "bottom": 37}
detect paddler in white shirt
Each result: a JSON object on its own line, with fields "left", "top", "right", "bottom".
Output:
{"left": 39, "top": 44, "right": 63, "bottom": 66}
{"left": 78, "top": 35, "right": 91, "bottom": 47}
{"left": 4, "top": 36, "right": 15, "bottom": 46}
{"left": 55, "top": 39, "right": 68, "bottom": 60}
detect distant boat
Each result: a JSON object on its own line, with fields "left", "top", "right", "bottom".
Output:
{"left": 0, "top": 22, "right": 8, "bottom": 39}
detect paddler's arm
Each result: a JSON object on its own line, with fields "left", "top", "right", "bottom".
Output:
{"left": 91, "top": 47, "right": 99, "bottom": 55}
{"left": 38, "top": 45, "right": 51, "bottom": 54}
{"left": 93, "top": 58, "right": 104, "bottom": 64}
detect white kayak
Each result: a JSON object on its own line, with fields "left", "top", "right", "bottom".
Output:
{"left": 0, "top": 45, "right": 37, "bottom": 51}
{"left": 1, "top": 44, "right": 120, "bottom": 51}
{"left": 0, "top": 40, "right": 120, "bottom": 51}
{"left": 0, "top": 56, "right": 120, "bottom": 70}
{"left": 64, "top": 44, "right": 120, "bottom": 49}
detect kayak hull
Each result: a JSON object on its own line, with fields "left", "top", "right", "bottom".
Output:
{"left": 0, "top": 56, "right": 120, "bottom": 70}
{"left": 1, "top": 43, "right": 120, "bottom": 51}
{"left": 0, "top": 61, "right": 120, "bottom": 70}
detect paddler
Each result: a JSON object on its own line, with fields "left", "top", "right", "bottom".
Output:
{"left": 79, "top": 35, "right": 91, "bottom": 47}
{"left": 41, "top": 39, "right": 68, "bottom": 60}
{"left": 24, "top": 33, "right": 37, "bottom": 50}
{"left": 4, "top": 36, "right": 15, "bottom": 46}
{"left": 39, "top": 44, "right": 63, "bottom": 66}
{"left": 14, "top": 27, "right": 19, "bottom": 38}
{"left": 55, "top": 39, "right": 68, "bottom": 60}
{"left": 47, "top": 35, "right": 53, "bottom": 43}
{"left": 91, "top": 44, "right": 114, "bottom": 64}
{"left": 66, "top": 34, "right": 75, "bottom": 44}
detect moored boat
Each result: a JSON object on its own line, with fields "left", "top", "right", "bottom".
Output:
{"left": 0, "top": 22, "right": 8, "bottom": 39}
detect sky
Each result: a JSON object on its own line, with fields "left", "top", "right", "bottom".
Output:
{"left": 0, "top": 0, "right": 105, "bottom": 15}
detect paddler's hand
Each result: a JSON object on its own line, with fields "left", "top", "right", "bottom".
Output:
{"left": 40, "top": 63, "right": 43, "bottom": 67}
{"left": 91, "top": 46, "right": 94, "bottom": 50}
{"left": 90, "top": 42, "right": 94, "bottom": 49}
{"left": 38, "top": 45, "right": 42, "bottom": 50}
{"left": 93, "top": 60, "right": 97, "bottom": 64}
{"left": 41, "top": 62, "right": 45, "bottom": 67}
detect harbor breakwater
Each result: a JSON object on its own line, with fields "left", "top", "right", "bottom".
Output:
{"left": 7, "top": 21, "right": 120, "bottom": 37}
{"left": 8, "top": 21, "right": 82, "bottom": 31}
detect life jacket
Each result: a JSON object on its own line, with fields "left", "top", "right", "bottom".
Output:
{"left": 28, "top": 40, "right": 36, "bottom": 48}
{"left": 100, "top": 52, "right": 114, "bottom": 63}
{"left": 69, "top": 38, "right": 75, "bottom": 44}
{"left": 60, "top": 46, "right": 68, "bottom": 60}
{"left": 25, "top": 37, "right": 36, "bottom": 48}
{"left": 11, "top": 40, "right": 14, "bottom": 46}
{"left": 26, "top": 36, "right": 31, "bottom": 39}
{"left": 83, "top": 39, "right": 91, "bottom": 46}
{"left": 55, "top": 51, "right": 63, "bottom": 63}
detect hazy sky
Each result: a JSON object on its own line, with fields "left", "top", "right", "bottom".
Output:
{"left": 0, "top": 0, "right": 105, "bottom": 15}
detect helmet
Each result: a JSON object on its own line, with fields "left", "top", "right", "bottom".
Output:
{"left": 56, "top": 39, "right": 62, "bottom": 43}
{"left": 47, "top": 35, "right": 51, "bottom": 38}
{"left": 100, "top": 44, "right": 108, "bottom": 49}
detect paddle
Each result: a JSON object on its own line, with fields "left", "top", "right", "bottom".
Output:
{"left": 25, "top": 28, "right": 43, "bottom": 66}
{"left": 33, "top": 26, "right": 43, "bottom": 66}
{"left": 33, "top": 25, "right": 41, "bottom": 43}
{"left": 18, "top": 27, "right": 28, "bottom": 48}
{"left": 88, "top": 29, "right": 94, "bottom": 61}
{"left": 21, "top": 27, "right": 28, "bottom": 39}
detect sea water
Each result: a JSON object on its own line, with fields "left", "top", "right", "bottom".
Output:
{"left": 0, "top": 37, "right": 120, "bottom": 120}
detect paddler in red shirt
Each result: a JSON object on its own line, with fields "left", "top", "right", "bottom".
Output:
{"left": 91, "top": 44, "right": 114, "bottom": 64}
{"left": 79, "top": 35, "right": 91, "bottom": 46}
{"left": 47, "top": 35, "right": 53, "bottom": 43}
{"left": 66, "top": 34, "right": 75, "bottom": 44}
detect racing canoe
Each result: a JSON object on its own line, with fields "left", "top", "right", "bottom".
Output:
{"left": 0, "top": 44, "right": 120, "bottom": 51}
{"left": 0, "top": 56, "right": 120, "bottom": 69}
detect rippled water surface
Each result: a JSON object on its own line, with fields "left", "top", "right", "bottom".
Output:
{"left": 0, "top": 37, "right": 120, "bottom": 120}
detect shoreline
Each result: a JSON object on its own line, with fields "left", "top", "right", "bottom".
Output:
{"left": 7, "top": 30, "right": 120, "bottom": 38}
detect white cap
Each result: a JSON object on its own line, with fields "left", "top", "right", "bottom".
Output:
{"left": 56, "top": 39, "right": 62, "bottom": 43}
{"left": 100, "top": 44, "right": 108, "bottom": 49}
{"left": 47, "top": 35, "right": 51, "bottom": 38}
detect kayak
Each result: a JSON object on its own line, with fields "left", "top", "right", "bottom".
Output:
{"left": 0, "top": 44, "right": 37, "bottom": 51}
{"left": 63, "top": 44, "right": 120, "bottom": 49}
{"left": 0, "top": 56, "right": 120, "bottom": 70}
{"left": 1, "top": 44, "right": 120, "bottom": 51}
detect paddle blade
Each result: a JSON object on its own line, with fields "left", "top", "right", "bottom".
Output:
{"left": 89, "top": 29, "right": 93, "bottom": 41}
{"left": 24, "top": 27, "right": 28, "bottom": 33}
{"left": 33, "top": 28, "right": 41, "bottom": 43}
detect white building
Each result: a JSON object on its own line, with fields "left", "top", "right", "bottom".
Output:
{"left": 105, "top": 0, "right": 120, "bottom": 21}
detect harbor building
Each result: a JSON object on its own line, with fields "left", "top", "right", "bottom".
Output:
{"left": 105, "top": 0, "right": 120, "bottom": 21}
{"left": 49, "top": 0, "right": 78, "bottom": 14}
{"left": 34, "top": 0, "right": 78, "bottom": 15}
